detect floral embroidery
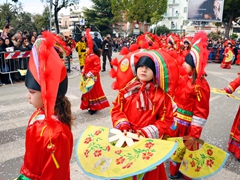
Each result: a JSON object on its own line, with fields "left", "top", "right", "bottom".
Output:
{"left": 122, "top": 162, "right": 133, "bottom": 169}
{"left": 116, "top": 156, "right": 125, "bottom": 164}
{"left": 186, "top": 146, "right": 215, "bottom": 172}
{"left": 145, "top": 142, "right": 154, "bottom": 149}
{"left": 171, "top": 138, "right": 185, "bottom": 161}
{"left": 83, "top": 128, "right": 107, "bottom": 158}
{"left": 142, "top": 152, "right": 153, "bottom": 160}
{"left": 114, "top": 139, "right": 156, "bottom": 169}
{"left": 207, "top": 149, "right": 213, "bottom": 156}
{"left": 84, "top": 149, "right": 89, "bottom": 158}
{"left": 106, "top": 146, "right": 111, "bottom": 152}
{"left": 94, "top": 130, "right": 102, "bottom": 136}
{"left": 190, "top": 160, "right": 195, "bottom": 167}
{"left": 94, "top": 150, "right": 102, "bottom": 157}
{"left": 84, "top": 137, "right": 92, "bottom": 144}
{"left": 83, "top": 128, "right": 157, "bottom": 170}
{"left": 115, "top": 150, "right": 122, "bottom": 154}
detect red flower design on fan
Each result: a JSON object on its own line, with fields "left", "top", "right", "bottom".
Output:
{"left": 206, "top": 159, "right": 214, "bottom": 167}
{"left": 190, "top": 160, "right": 195, "bottom": 167}
{"left": 94, "top": 130, "right": 102, "bottom": 136}
{"left": 115, "top": 150, "right": 122, "bottom": 154}
{"left": 195, "top": 166, "right": 201, "bottom": 172}
{"left": 145, "top": 142, "right": 154, "bottom": 149}
{"left": 116, "top": 156, "right": 125, "bottom": 165}
{"left": 84, "top": 137, "right": 92, "bottom": 144}
{"left": 142, "top": 152, "right": 153, "bottom": 160}
{"left": 122, "top": 162, "right": 133, "bottom": 169}
{"left": 93, "top": 150, "right": 102, "bottom": 157}
{"left": 207, "top": 149, "right": 213, "bottom": 156}
{"left": 84, "top": 149, "right": 89, "bottom": 158}
{"left": 106, "top": 145, "right": 110, "bottom": 152}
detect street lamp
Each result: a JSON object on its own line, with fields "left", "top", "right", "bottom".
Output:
{"left": 49, "top": 0, "right": 52, "bottom": 32}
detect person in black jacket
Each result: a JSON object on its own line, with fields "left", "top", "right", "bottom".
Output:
{"left": 101, "top": 34, "right": 113, "bottom": 72}
{"left": 93, "top": 32, "right": 102, "bottom": 49}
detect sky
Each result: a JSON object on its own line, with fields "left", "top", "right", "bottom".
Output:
{"left": 16, "top": 0, "right": 93, "bottom": 15}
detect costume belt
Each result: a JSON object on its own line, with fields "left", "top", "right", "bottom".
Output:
{"left": 176, "top": 108, "right": 193, "bottom": 122}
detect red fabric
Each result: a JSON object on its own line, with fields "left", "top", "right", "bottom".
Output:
{"left": 143, "top": 163, "right": 167, "bottom": 180}
{"left": 227, "top": 75, "right": 240, "bottom": 91}
{"left": 236, "top": 50, "right": 240, "bottom": 65}
{"left": 225, "top": 75, "right": 240, "bottom": 159}
{"left": 169, "top": 76, "right": 210, "bottom": 177}
{"left": 111, "top": 79, "right": 174, "bottom": 179}
{"left": 220, "top": 47, "right": 234, "bottom": 69}
{"left": 20, "top": 109, "right": 73, "bottom": 180}
{"left": 117, "top": 123, "right": 131, "bottom": 131}
{"left": 228, "top": 106, "right": 240, "bottom": 159}
{"left": 80, "top": 53, "right": 110, "bottom": 110}
{"left": 172, "top": 76, "right": 210, "bottom": 139}
{"left": 169, "top": 161, "right": 181, "bottom": 176}
{"left": 111, "top": 80, "right": 173, "bottom": 137}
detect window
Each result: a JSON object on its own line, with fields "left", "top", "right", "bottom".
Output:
{"left": 184, "top": 7, "right": 187, "bottom": 13}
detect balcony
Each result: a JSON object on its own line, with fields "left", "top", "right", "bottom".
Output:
{"left": 168, "top": 0, "right": 179, "bottom": 5}
{"left": 163, "top": 13, "right": 179, "bottom": 19}
{"left": 69, "top": 17, "right": 79, "bottom": 22}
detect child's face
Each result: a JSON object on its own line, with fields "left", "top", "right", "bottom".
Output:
{"left": 183, "top": 62, "right": 193, "bottom": 74}
{"left": 184, "top": 43, "right": 189, "bottom": 49}
{"left": 26, "top": 89, "right": 43, "bottom": 108}
{"left": 137, "top": 66, "right": 154, "bottom": 82}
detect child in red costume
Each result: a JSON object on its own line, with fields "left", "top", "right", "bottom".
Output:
{"left": 169, "top": 32, "right": 210, "bottom": 180}
{"left": 111, "top": 53, "right": 176, "bottom": 180}
{"left": 223, "top": 74, "right": 240, "bottom": 160}
{"left": 220, "top": 40, "right": 235, "bottom": 69}
{"left": 80, "top": 28, "right": 110, "bottom": 115}
{"left": 17, "top": 31, "right": 74, "bottom": 180}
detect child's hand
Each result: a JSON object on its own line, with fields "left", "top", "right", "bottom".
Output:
{"left": 184, "top": 136, "right": 198, "bottom": 150}
{"left": 136, "top": 130, "right": 145, "bottom": 138}
{"left": 123, "top": 129, "right": 132, "bottom": 136}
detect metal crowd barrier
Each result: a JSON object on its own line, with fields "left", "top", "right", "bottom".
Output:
{"left": 207, "top": 47, "right": 223, "bottom": 63}
{"left": 0, "top": 50, "right": 30, "bottom": 85}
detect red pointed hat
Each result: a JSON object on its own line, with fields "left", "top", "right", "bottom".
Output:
{"left": 167, "top": 34, "right": 180, "bottom": 51}
{"left": 188, "top": 31, "right": 209, "bottom": 81}
{"left": 25, "top": 31, "right": 68, "bottom": 119}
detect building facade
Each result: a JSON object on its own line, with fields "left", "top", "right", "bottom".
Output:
{"left": 155, "top": 0, "right": 188, "bottom": 34}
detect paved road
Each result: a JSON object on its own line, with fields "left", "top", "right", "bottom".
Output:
{"left": 0, "top": 52, "right": 240, "bottom": 180}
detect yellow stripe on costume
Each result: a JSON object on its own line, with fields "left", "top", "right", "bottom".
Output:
{"left": 176, "top": 113, "right": 192, "bottom": 122}
{"left": 114, "top": 118, "right": 128, "bottom": 128}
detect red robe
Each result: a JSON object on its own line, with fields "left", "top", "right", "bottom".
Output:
{"left": 80, "top": 53, "right": 110, "bottom": 110}
{"left": 220, "top": 47, "right": 234, "bottom": 69}
{"left": 224, "top": 75, "right": 240, "bottom": 159}
{"left": 111, "top": 79, "right": 174, "bottom": 180}
{"left": 20, "top": 109, "right": 73, "bottom": 180}
{"left": 169, "top": 76, "right": 210, "bottom": 178}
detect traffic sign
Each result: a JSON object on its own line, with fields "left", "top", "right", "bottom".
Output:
{"left": 80, "top": 19, "right": 85, "bottom": 25}
{"left": 133, "top": 29, "right": 140, "bottom": 35}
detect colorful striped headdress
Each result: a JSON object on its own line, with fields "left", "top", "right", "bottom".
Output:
{"left": 110, "top": 49, "right": 179, "bottom": 96}
{"left": 189, "top": 31, "right": 209, "bottom": 81}
{"left": 136, "top": 32, "right": 161, "bottom": 49}
{"left": 167, "top": 34, "right": 180, "bottom": 51}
